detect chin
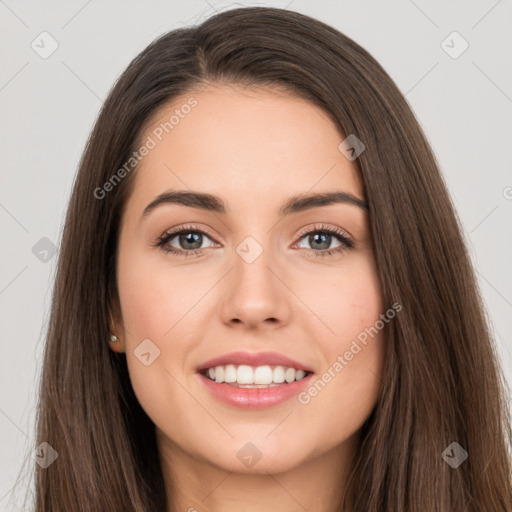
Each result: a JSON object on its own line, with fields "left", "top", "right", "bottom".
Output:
{"left": 200, "top": 439, "right": 308, "bottom": 475}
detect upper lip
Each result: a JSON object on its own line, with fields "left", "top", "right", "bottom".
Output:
{"left": 196, "top": 350, "right": 314, "bottom": 373}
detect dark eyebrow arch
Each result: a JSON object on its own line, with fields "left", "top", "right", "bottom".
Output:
{"left": 279, "top": 191, "right": 368, "bottom": 215}
{"left": 141, "top": 190, "right": 368, "bottom": 219}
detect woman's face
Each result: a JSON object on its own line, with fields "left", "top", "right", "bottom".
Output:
{"left": 112, "top": 83, "right": 386, "bottom": 476}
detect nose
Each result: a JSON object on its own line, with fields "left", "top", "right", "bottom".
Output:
{"left": 219, "top": 244, "right": 291, "bottom": 331}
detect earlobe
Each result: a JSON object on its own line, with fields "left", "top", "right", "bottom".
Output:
{"left": 108, "top": 301, "right": 126, "bottom": 352}
{"left": 109, "top": 334, "right": 126, "bottom": 353}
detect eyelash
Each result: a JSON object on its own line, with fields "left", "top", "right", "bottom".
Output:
{"left": 153, "top": 223, "right": 354, "bottom": 259}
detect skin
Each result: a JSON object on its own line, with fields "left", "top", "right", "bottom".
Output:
{"left": 110, "top": 83, "right": 386, "bottom": 512}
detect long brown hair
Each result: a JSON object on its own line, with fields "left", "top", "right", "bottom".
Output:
{"left": 27, "top": 6, "right": 511, "bottom": 511}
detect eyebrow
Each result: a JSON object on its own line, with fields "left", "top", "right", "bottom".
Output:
{"left": 141, "top": 189, "right": 369, "bottom": 219}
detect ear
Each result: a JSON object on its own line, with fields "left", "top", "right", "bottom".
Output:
{"left": 108, "top": 297, "right": 126, "bottom": 353}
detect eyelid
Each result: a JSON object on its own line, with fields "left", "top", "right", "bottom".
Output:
{"left": 294, "top": 223, "right": 353, "bottom": 242}
{"left": 158, "top": 223, "right": 220, "bottom": 251}
{"left": 160, "top": 223, "right": 220, "bottom": 241}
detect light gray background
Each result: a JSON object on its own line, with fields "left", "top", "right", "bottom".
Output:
{"left": 1, "top": 0, "right": 511, "bottom": 509}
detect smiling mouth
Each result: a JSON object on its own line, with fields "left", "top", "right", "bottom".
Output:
{"left": 199, "top": 364, "right": 313, "bottom": 388}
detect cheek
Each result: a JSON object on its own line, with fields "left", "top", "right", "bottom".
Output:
{"left": 299, "top": 252, "right": 384, "bottom": 342}
{"left": 117, "top": 245, "right": 208, "bottom": 342}
{"left": 293, "top": 255, "right": 385, "bottom": 443}
{"left": 116, "top": 246, "right": 200, "bottom": 415}
{"left": 299, "top": 328, "right": 385, "bottom": 446}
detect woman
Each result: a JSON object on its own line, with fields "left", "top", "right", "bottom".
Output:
{"left": 31, "top": 6, "right": 511, "bottom": 511}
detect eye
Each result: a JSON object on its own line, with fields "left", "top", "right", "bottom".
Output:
{"left": 293, "top": 224, "right": 354, "bottom": 258}
{"left": 153, "top": 224, "right": 218, "bottom": 258}
{"left": 153, "top": 223, "right": 354, "bottom": 258}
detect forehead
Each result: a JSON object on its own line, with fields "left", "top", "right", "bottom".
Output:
{"left": 125, "top": 83, "right": 363, "bottom": 218}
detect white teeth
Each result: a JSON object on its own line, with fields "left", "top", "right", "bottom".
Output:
{"left": 295, "top": 370, "right": 306, "bottom": 380}
{"left": 254, "top": 365, "right": 273, "bottom": 385}
{"left": 237, "top": 365, "right": 254, "bottom": 384}
{"left": 224, "top": 364, "right": 237, "bottom": 383}
{"left": 203, "top": 364, "right": 309, "bottom": 385}
{"left": 273, "top": 365, "right": 285, "bottom": 383}
{"left": 285, "top": 367, "right": 296, "bottom": 383}
{"left": 214, "top": 366, "right": 224, "bottom": 383}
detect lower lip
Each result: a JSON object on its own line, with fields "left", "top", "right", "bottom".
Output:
{"left": 196, "top": 372, "right": 315, "bottom": 409}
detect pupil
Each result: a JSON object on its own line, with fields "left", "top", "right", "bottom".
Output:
{"left": 180, "top": 232, "right": 202, "bottom": 250}
{"left": 310, "top": 233, "right": 330, "bottom": 250}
